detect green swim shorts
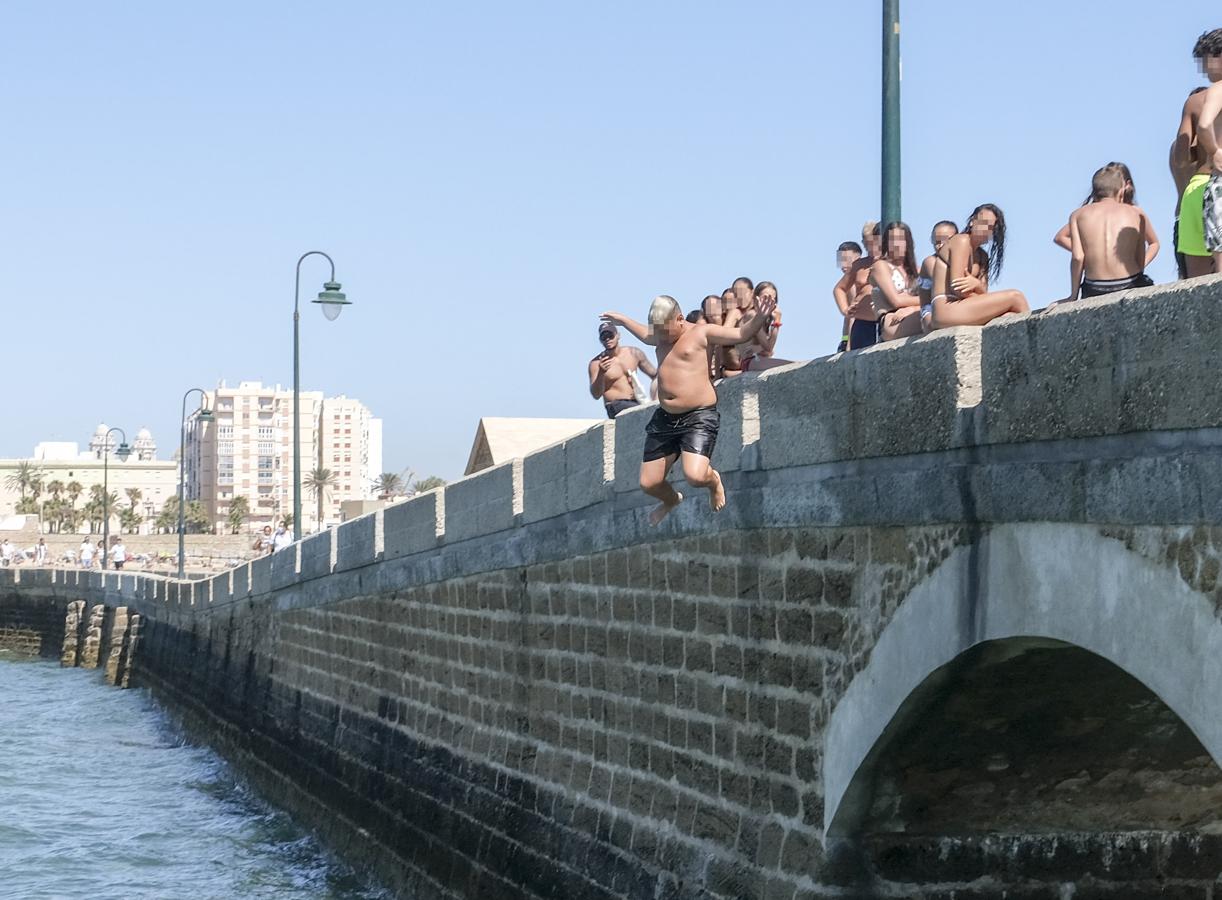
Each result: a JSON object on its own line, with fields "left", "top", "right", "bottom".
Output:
{"left": 1178, "top": 172, "right": 1211, "bottom": 257}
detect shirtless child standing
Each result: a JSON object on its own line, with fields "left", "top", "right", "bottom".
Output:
{"left": 1065, "top": 165, "right": 1159, "bottom": 300}
{"left": 588, "top": 323, "right": 657, "bottom": 418}
{"left": 834, "top": 222, "right": 882, "bottom": 349}
{"left": 1174, "top": 29, "right": 1222, "bottom": 276}
{"left": 601, "top": 293, "right": 776, "bottom": 525}
{"left": 1196, "top": 32, "right": 1222, "bottom": 272}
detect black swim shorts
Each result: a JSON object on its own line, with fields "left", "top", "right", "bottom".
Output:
{"left": 605, "top": 398, "right": 639, "bottom": 419}
{"left": 642, "top": 405, "right": 719, "bottom": 461}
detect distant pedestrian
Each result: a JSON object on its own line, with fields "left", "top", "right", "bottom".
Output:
{"left": 34, "top": 538, "right": 48, "bottom": 566}
{"left": 79, "top": 538, "right": 94, "bottom": 569}
{"left": 272, "top": 524, "right": 294, "bottom": 553}
{"left": 111, "top": 538, "right": 127, "bottom": 570}
{"left": 0, "top": 539, "right": 12, "bottom": 566}
{"left": 254, "top": 525, "right": 274, "bottom": 555}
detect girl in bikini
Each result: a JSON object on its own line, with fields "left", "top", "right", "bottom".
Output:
{"left": 917, "top": 220, "right": 958, "bottom": 333}
{"left": 930, "top": 203, "right": 1029, "bottom": 330}
{"left": 869, "top": 221, "right": 923, "bottom": 342}
{"left": 727, "top": 282, "right": 792, "bottom": 373}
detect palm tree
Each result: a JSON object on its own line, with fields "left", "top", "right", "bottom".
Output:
{"left": 372, "top": 471, "right": 410, "bottom": 499}
{"left": 39, "top": 481, "right": 64, "bottom": 533}
{"left": 303, "top": 467, "right": 337, "bottom": 530}
{"left": 126, "top": 487, "right": 142, "bottom": 509}
{"left": 4, "top": 461, "right": 45, "bottom": 501}
{"left": 65, "top": 482, "right": 83, "bottom": 533}
{"left": 412, "top": 475, "right": 447, "bottom": 494}
{"left": 227, "top": 495, "right": 250, "bottom": 534}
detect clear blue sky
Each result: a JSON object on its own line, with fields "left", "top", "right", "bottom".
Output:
{"left": 1, "top": 2, "right": 1213, "bottom": 481}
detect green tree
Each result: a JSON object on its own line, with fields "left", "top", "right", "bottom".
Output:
{"left": 125, "top": 487, "right": 142, "bottom": 509}
{"left": 412, "top": 476, "right": 447, "bottom": 494}
{"left": 227, "top": 495, "right": 250, "bottom": 534}
{"left": 155, "top": 496, "right": 179, "bottom": 533}
{"left": 372, "top": 471, "right": 408, "bottom": 499}
{"left": 15, "top": 496, "right": 39, "bottom": 515}
{"left": 186, "top": 500, "right": 210, "bottom": 533}
{"left": 304, "top": 467, "right": 337, "bottom": 530}
{"left": 119, "top": 506, "right": 143, "bottom": 534}
{"left": 4, "top": 461, "right": 45, "bottom": 502}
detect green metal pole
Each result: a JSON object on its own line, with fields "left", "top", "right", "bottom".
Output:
{"left": 178, "top": 387, "right": 207, "bottom": 580}
{"left": 881, "top": 0, "right": 901, "bottom": 226}
{"left": 293, "top": 251, "right": 336, "bottom": 542}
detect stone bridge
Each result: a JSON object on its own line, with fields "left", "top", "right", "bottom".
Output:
{"left": 4, "top": 277, "right": 1222, "bottom": 899}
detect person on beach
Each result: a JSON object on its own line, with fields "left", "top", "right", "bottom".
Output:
{"left": 834, "top": 222, "right": 882, "bottom": 349}
{"left": 930, "top": 204, "right": 1029, "bottom": 329}
{"left": 111, "top": 538, "right": 128, "bottom": 571}
{"left": 917, "top": 221, "right": 958, "bottom": 333}
{"left": 1196, "top": 37, "right": 1222, "bottom": 271}
{"left": 834, "top": 241, "right": 863, "bottom": 351}
{"left": 870, "top": 221, "right": 923, "bottom": 341}
{"left": 1061, "top": 165, "right": 1159, "bottom": 301}
{"left": 1173, "top": 30, "right": 1222, "bottom": 277}
{"left": 588, "top": 322, "right": 657, "bottom": 419}
{"left": 599, "top": 292, "right": 777, "bottom": 526}
{"left": 79, "top": 538, "right": 94, "bottom": 569}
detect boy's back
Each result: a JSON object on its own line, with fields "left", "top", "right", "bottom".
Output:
{"left": 1073, "top": 199, "right": 1148, "bottom": 280}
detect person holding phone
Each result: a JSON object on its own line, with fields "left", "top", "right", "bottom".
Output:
{"left": 589, "top": 322, "right": 657, "bottom": 418}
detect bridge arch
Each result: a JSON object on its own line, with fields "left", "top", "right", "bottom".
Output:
{"left": 823, "top": 522, "right": 1222, "bottom": 839}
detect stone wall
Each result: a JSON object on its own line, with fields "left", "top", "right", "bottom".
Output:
{"left": 4, "top": 278, "right": 1222, "bottom": 898}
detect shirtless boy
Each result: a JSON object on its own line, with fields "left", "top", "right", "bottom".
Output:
{"left": 1174, "top": 30, "right": 1222, "bottom": 277}
{"left": 1196, "top": 31, "right": 1222, "bottom": 272}
{"left": 588, "top": 322, "right": 657, "bottom": 418}
{"left": 600, "top": 293, "right": 776, "bottom": 525}
{"left": 1065, "top": 165, "right": 1159, "bottom": 300}
{"left": 834, "top": 222, "right": 882, "bottom": 349}
{"left": 834, "top": 241, "right": 862, "bottom": 351}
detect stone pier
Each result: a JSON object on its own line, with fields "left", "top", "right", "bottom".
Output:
{"left": 4, "top": 278, "right": 1222, "bottom": 898}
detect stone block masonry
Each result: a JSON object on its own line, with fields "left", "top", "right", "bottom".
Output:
{"left": 4, "top": 278, "right": 1222, "bottom": 899}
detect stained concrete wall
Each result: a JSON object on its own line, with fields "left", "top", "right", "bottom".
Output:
{"left": 3, "top": 278, "right": 1222, "bottom": 899}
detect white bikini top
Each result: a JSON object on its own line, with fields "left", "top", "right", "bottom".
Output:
{"left": 871, "top": 265, "right": 911, "bottom": 314}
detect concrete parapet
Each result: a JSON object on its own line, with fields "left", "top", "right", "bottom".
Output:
{"left": 231, "top": 563, "right": 250, "bottom": 600}
{"left": 757, "top": 329, "right": 981, "bottom": 469}
{"left": 611, "top": 402, "right": 657, "bottom": 493}
{"left": 710, "top": 375, "right": 751, "bottom": 474}
{"left": 383, "top": 492, "right": 443, "bottom": 560}
{"left": 335, "top": 512, "right": 380, "bottom": 572}
{"left": 980, "top": 277, "right": 1222, "bottom": 444}
{"left": 269, "top": 545, "right": 298, "bottom": 590}
{"left": 250, "top": 555, "right": 272, "bottom": 596}
{"left": 443, "top": 460, "right": 521, "bottom": 542}
{"left": 523, "top": 423, "right": 617, "bottom": 523}
{"left": 299, "top": 531, "right": 334, "bottom": 581}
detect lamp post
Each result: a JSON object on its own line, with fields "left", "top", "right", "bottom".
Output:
{"left": 293, "top": 251, "right": 351, "bottom": 541}
{"left": 881, "top": 0, "right": 902, "bottom": 225}
{"left": 177, "top": 388, "right": 214, "bottom": 579}
{"left": 101, "top": 427, "right": 131, "bottom": 570}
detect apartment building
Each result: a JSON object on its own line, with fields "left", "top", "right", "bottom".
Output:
{"left": 185, "top": 381, "right": 382, "bottom": 534}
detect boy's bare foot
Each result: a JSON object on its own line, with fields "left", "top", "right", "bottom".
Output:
{"left": 708, "top": 470, "right": 726, "bottom": 512}
{"left": 649, "top": 492, "right": 683, "bottom": 526}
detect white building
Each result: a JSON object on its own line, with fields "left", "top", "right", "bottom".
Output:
{"left": 0, "top": 427, "right": 178, "bottom": 533}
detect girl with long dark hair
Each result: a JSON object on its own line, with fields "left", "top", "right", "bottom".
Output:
{"left": 869, "top": 221, "right": 923, "bottom": 341}
{"left": 930, "top": 204, "right": 1029, "bottom": 329}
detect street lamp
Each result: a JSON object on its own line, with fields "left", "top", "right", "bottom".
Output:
{"left": 101, "top": 427, "right": 131, "bottom": 570}
{"left": 177, "top": 388, "right": 213, "bottom": 579}
{"left": 293, "top": 251, "right": 350, "bottom": 540}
